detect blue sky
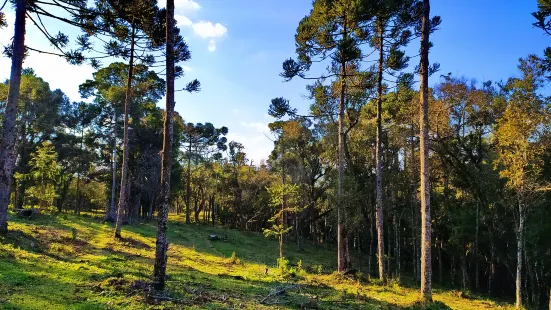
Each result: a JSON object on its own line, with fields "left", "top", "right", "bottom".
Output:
{"left": 1, "top": 0, "right": 549, "bottom": 163}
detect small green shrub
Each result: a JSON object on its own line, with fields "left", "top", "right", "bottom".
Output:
{"left": 71, "top": 228, "right": 77, "bottom": 241}
{"left": 228, "top": 251, "right": 241, "bottom": 265}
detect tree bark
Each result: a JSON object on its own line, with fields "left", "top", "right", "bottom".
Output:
{"left": 419, "top": 0, "right": 432, "bottom": 302}
{"left": 152, "top": 0, "right": 175, "bottom": 291}
{"left": 106, "top": 110, "right": 118, "bottom": 222}
{"left": 475, "top": 199, "right": 479, "bottom": 291}
{"left": 186, "top": 141, "right": 191, "bottom": 224}
{"left": 115, "top": 24, "right": 136, "bottom": 239}
{"left": 515, "top": 200, "right": 525, "bottom": 309}
{"left": 0, "top": 0, "right": 26, "bottom": 234}
{"left": 337, "top": 60, "right": 347, "bottom": 272}
{"left": 375, "top": 25, "right": 386, "bottom": 283}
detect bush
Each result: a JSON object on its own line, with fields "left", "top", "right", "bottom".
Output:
{"left": 277, "top": 257, "right": 305, "bottom": 278}
{"left": 228, "top": 251, "right": 241, "bottom": 265}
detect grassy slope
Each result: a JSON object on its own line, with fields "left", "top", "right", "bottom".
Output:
{"left": 0, "top": 213, "right": 514, "bottom": 310}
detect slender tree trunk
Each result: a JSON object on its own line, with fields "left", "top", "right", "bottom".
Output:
{"left": 375, "top": 25, "right": 386, "bottom": 283}
{"left": 451, "top": 256, "right": 456, "bottom": 287}
{"left": 75, "top": 126, "right": 84, "bottom": 215}
{"left": 475, "top": 199, "right": 479, "bottom": 291}
{"left": 489, "top": 226, "right": 496, "bottom": 295}
{"left": 152, "top": 1, "right": 175, "bottom": 291}
{"left": 410, "top": 123, "right": 420, "bottom": 282}
{"left": 369, "top": 203, "right": 374, "bottom": 276}
{"left": 419, "top": 0, "right": 432, "bottom": 302}
{"left": 107, "top": 110, "right": 118, "bottom": 222}
{"left": 461, "top": 253, "right": 468, "bottom": 291}
{"left": 212, "top": 195, "right": 215, "bottom": 227}
{"left": 438, "top": 239, "right": 443, "bottom": 284}
{"left": 186, "top": 141, "right": 191, "bottom": 224}
{"left": 148, "top": 193, "right": 155, "bottom": 220}
{"left": 337, "top": 61, "right": 347, "bottom": 272}
{"left": 114, "top": 24, "right": 136, "bottom": 239}
{"left": 516, "top": 200, "right": 525, "bottom": 309}
{"left": 0, "top": 0, "right": 26, "bottom": 234}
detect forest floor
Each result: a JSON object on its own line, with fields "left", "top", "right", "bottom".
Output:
{"left": 0, "top": 213, "right": 514, "bottom": 310}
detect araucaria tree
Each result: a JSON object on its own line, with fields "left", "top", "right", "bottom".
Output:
{"left": 419, "top": 0, "right": 433, "bottom": 302}
{"left": 0, "top": 0, "right": 26, "bottom": 234}
{"left": 280, "top": 0, "right": 367, "bottom": 273}
{"left": 366, "top": 0, "right": 420, "bottom": 283}
{"left": 152, "top": 0, "right": 199, "bottom": 291}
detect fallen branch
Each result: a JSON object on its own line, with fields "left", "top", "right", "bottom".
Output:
{"left": 260, "top": 284, "right": 300, "bottom": 304}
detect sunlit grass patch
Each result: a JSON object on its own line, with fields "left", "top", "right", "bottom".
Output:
{"left": 0, "top": 212, "right": 515, "bottom": 309}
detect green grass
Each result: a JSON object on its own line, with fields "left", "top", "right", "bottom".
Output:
{"left": 0, "top": 212, "right": 514, "bottom": 309}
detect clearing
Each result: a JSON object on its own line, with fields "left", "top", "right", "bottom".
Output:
{"left": 0, "top": 213, "right": 514, "bottom": 309}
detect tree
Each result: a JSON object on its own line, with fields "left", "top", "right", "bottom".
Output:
{"left": 366, "top": 0, "right": 420, "bottom": 282}
{"left": 152, "top": 0, "right": 199, "bottom": 290}
{"left": 0, "top": 0, "right": 26, "bottom": 234}
{"left": 494, "top": 56, "right": 549, "bottom": 309}
{"left": 419, "top": 0, "right": 432, "bottom": 302}
{"left": 23, "top": 141, "right": 60, "bottom": 210}
{"left": 280, "top": 0, "right": 367, "bottom": 272}
{"left": 181, "top": 122, "right": 228, "bottom": 223}
{"left": 264, "top": 182, "right": 299, "bottom": 260}
{"left": 80, "top": 62, "right": 165, "bottom": 222}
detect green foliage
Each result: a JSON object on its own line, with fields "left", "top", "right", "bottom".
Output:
{"left": 228, "top": 251, "right": 241, "bottom": 265}
{"left": 494, "top": 55, "right": 549, "bottom": 196}
{"left": 23, "top": 141, "right": 60, "bottom": 210}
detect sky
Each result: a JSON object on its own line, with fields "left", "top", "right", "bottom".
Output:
{"left": 1, "top": 0, "right": 550, "bottom": 164}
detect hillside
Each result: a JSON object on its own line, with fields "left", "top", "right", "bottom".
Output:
{"left": 0, "top": 214, "right": 513, "bottom": 309}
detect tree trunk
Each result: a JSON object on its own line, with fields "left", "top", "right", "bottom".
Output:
{"left": 489, "top": 227, "right": 496, "bottom": 296}
{"left": 0, "top": 0, "right": 26, "bottom": 234}
{"left": 438, "top": 239, "right": 443, "bottom": 284}
{"left": 75, "top": 126, "right": 85, "bottom": 215}
{"left": 369, "top": 203, "right": 374, "bottom": 276}
{"left": 148, "top": 193, "right": 155, "bottom": 220}
{"left": 419, "top": 0, "right": 432, "bottom": 302}
{"left": 461, "top": 253, "right": 468, "bottom": 291}
{"left": 516, "top": 201, "right": 525, "bottom": 309}
{"left": 107, "top": 110, "right": 118, "bottom": 222}
{"left": 337, "top": 60, "right": 347, "bottom": 272}
{"left": 211, "top": 195, "right": 216, "bottom": 227}
{"left": 475, "top": 199, "right": 479, "bottom": 291}
{"left": 375, "top": 25, "right": 386, "bottom": 283}
{"left": 152, "top": 1, "right": 175, "bottom": 291}
{"left": 114, "top": 24, "right": 136, "bottom": 239}
{"left": 186, "top": 141, "right": 191, "bottom": 224}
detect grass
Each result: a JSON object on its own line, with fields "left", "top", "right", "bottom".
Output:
{"left": 0, "top": 212, "right": 515, "bottom": 309}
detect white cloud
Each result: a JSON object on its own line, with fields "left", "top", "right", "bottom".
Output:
{"left": 207, "top": 39, "right": 216, "bottom": 52}
{"left": 159, "top": 0, "right": 200, "bottom": 13}
{"left": 176, "top": 0, "right": 200, "bottom": 12}
{"left": 192, "top": 21, "right": 228, "bottom": 38}
{"left": 175, "top": 14, "right": 192, "bottom": 27}
{"left": 182, "top": 65, "right": 193, "bottom": 72}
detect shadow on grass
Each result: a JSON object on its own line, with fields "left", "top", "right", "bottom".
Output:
{"left": 2, "top": 212, "right": 456, "bottom": 309}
